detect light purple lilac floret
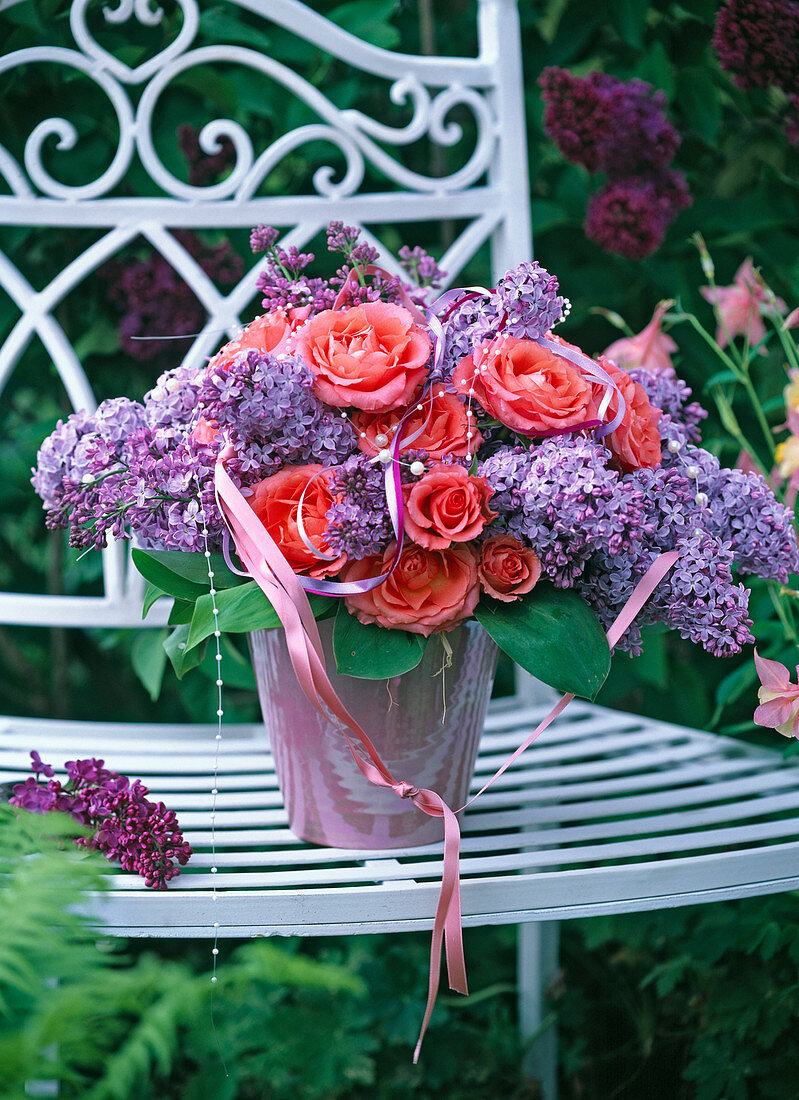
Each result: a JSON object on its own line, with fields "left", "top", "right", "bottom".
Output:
{"left": 196, "top": 349, "right": 356, "bottom": 477}
{"left": 325, "top": 454, "right": 395, "bottom": 559}
{"left": 627, "top": 366, "right": 706, "bottom": 451}
{"left": 664, "top": 445, "right": 799, "bottom": 584}
{"left": 495, "top": 261, "right": 568, "bottom": 339}
{"left": 576, "top": 464, "right": 754, "bottom": 656}
{"left": 11, "top": 753, "right": 192, "bottom": 889}
{"left": 144, "top": 362, "right": 206, "bottom": 427}
{"left": 437, "top": 294, "right": 500, "bottom": 382}
{"left": 480, "top": 436, "right": 649, "bottom": 587}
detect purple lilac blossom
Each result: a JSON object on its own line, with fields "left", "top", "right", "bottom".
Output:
{"left": 664, "top": 445, "right": 799, "bottom": 583}
{"left": 177, "top": 123, "right": 236, "bottom": 186}
{"left": 713, "top": 0, "right": 799, "bottom": 98}
{"left": 104, "top": 230, "right": 243, "bottom": 370}
{"left": 40, "top": 402, "right": 224, "bottom": 553}
{"left": 325, "top": 454, "right": 395, "bottom": 559}
{"left": 495, "top": 261, "right": 569, "bottom": 339}
{"left": 538, "top": 69, "right": 681, "bottom": 176}
{"left": 11, "top": 753, "right": 192, "bottom": 889}
{"left": 196, "top": 349, "right": 356, "bottom": 478}
{"left": 398, "top": 245, "right": 446, "bottom": 291}
{"left": 585, "top": 179, "right": 672, "bottom": 260}
{"left": 33, "top": 398, "right": 146, "bottom": 521}
{"left": 32, "top": 408, "right": 100, "bottom": 510}
{"left": 627, "top": 366, "right": 707, "bottom": 451}
{"left": 144, "top": 362, "right": 206, "bottom": 428}
{"left": 480, "top": 436, "right": 649, "bottom": 587}
{"left": 437, "top": 293, "right": 501, "bottom": 382}
{"left": 578, "top": 465, "right": 755, "bottom": 656}
{"left": 252, "top": 222, "right": 443, "bottom": 313}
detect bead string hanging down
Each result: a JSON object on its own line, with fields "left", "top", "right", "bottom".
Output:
{"left": 196, "top": 490, "right": 229, "bottom": 1078}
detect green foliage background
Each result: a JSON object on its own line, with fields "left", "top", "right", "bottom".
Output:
{"left": 1, "top": 0, "right": 799, "bottom": 1096}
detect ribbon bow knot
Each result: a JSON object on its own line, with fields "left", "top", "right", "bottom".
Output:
{"left": 393, "top": 781, "right": 421, "bottom": 800}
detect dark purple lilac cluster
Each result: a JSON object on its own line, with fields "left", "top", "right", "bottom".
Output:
{"left": 714, "top": 0, "right": 799, "bottom": 97}
{"left": 539, "top": 68, "right": 691, "bottom": 259}
{"left": 714, "top": 0, "right": 799, "bottom": 143}
{"left": 480, "top": 436, "right": 650, "bottom": 587}
{"left": 104, "top": 230, "right": 243, "bottom": 369}
{"left": 11, "top": 753, "right": 192, "bottom": 889}
{"left": 196, "top": 349, "right": 356, "bottom": 478}
{"left": 177, "top": 123, "right": 236, "bottom": 186}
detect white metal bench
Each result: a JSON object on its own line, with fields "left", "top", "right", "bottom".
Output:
{"left": 2, "top": 3, "right": 798, "bottom": 1096}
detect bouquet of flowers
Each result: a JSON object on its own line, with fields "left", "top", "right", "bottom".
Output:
{"left": 30, "top": 223, "right": 799, "bottom": 1061}
{"left": 32, "top": 223, "right": 799, "bottom": 697}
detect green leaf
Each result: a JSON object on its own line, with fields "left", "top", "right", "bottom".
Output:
{"left": 131, "top": 629, "right": 169, "bottom": 701}
{"left": 332, "top": 603, "right": 427, "bottom": 679}
{"left": 133, "top": 548, "right": 245, "bottom": 591}
{"left": 611, "top": 0, "right": 648, "bottom": 48}
{"left": 677, "top": 68, "right": 721, "bottom": 144}
{"left": 164, "top": 624, "right": 207, "bottom": 680}
{"left": 637, "top": 40, "right": 675, "bottom": 99}
{"left": 168, "top": 599, "right": 194, "bottom": 626}
{"left": 198, "top": 635, "right": 256, "bottom": 690}
{"left": 474, "top": 585, "right": 610, "bottom": 700}
{"left": 186, "top": 582, "right": 282, "bottom": 651}
{"left": 705, "top": 369, "right": 741, "bottom": 389}
{"left": 199, "top": 6, "right": 274, "bottom": 52}
{"left": 329, "top": 0, "right": 401, "bottom": 49}
{"left": 132, "top": 549, "right": 209, "bottom": 603}
{"left": 73, "top": 316, "right": 120, "bottom": 359}
{"left": 142, "top": 581, "right": 168, "bottom": 620}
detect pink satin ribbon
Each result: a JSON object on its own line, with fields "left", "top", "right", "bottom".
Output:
{"left": 214, "top": 448, "right": 677, "bottom": 1062}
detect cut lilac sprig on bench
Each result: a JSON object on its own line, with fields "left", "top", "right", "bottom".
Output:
{"left": 10, "top": 753, "right": 192, "bottom": 889}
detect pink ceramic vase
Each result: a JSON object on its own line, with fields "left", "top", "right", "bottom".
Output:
{"left": 249, "top": 620, "right": 498, "bottom": 849}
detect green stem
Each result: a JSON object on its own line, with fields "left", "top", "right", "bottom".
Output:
{"left": 681, "top": 312, "right": 777, "bottom": 461}
{"left": 769, "top": 581, "right": 797, "bottom": 644}
{"left": 709, "top": 384, "right": 771, "bottom": 478}
{"left": 740, "top": 371, "right": 777, "bottom": 461}
{"left": 679, "top": 312, "right": 745, "bottom": 380}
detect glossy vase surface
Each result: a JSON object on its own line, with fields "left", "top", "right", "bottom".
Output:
{"left": 249, "top": 620, "right": 498, "bottom": 849}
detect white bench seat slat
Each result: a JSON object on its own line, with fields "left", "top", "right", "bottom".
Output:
{"left": 4, "top": 700, "right": 799, "bottom": 936}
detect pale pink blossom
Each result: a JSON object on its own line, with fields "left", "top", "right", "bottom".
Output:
{"left": 700, "top": 258, "right": 786, "bottom": 353}
{"left": 603, "top": 301, "right": 677, "bottom": 373}
{"left": 785, "top": 307, "right": 799, "bottom": 330}
{"left": 753, "top": 650, "right": 799, "bottom": 738}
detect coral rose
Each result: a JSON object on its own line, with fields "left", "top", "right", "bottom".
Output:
{"left": 403, "top": 463, "right": 496, "bottom": 549}
{"left": 593, "top": 356, "right": 662, "bottom": 472}
{"left": 294, "top": 301, "right": 431, "bottom": 412}
{"left": 343, "top": 541, "right": 480, "bottom": 636}
{"left": 452, "top": 335, "right": 592, "bottom": 434}
{"left": 208, "top": 308, "right": 310, "bottom": 371}
{"left": 478, "top": 535, "right": 541, "bottom": 602}
{"left": 248, "top": 464, "right": 346, "bottom": 579}
{"left": 351, "top": 384, "right": 480, "bottom": 459}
